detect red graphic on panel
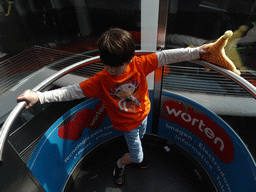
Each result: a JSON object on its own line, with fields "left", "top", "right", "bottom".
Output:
{"left": 58, "top": 101, "right": 107, "bottom": 141}
{"left": 160, "top": 100, "right": 234, "bottom": 164}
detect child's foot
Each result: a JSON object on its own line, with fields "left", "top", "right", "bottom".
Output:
{"left": 113, "top": 162, "right": 125, "bottom": 185}
{"left": 130, "top": 159, "right": 149, "bottom": 169}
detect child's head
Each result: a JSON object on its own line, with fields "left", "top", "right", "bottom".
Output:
{"left": 97, "top": 28, "right": 135, "bottom": 67}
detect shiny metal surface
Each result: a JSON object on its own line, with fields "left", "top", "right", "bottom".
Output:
{"left": 157, "top": 0, "right": 169, "bottom": 49}
{"left": 152, "top": 0, "right": 169, "bottom": 133}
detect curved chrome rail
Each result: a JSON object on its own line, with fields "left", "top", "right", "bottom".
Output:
{"left": 0, "top": 51, "right": 256, "bottom": 164}
{"left": 0, "top": 56, "right": 102, "bottom": 164}
{"left": 192, "top": 60, "right": 256, "bottom": 99}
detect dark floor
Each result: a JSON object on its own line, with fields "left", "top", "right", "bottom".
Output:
{"left": 67, "top": 135, "right": 214, "bottom": 192}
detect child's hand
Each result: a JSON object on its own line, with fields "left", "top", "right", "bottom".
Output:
{"left": 16, "top": 90, "right": 40, "bottom": 109}
{"left": 198, "top": 44, "right": 210, "bottom": 57}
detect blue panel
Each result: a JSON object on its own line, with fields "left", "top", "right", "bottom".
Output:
{"left": 27, "top": 98, "right": 122, "bottom": 192}
{"left": 27, "top": 90, "right": 256, "bottom": 192}
{"left": 158, "top": 91, "right": 256, "bottom": 192}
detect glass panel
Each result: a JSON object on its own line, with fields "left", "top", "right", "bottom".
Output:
{"left": 165, "top": 0, "right": 256, "bottom": 162}
{"left": 0, "top": 0, "right": 142, "bottom": 162}
{"left": 0, "top": 0, "right": 141, "bottom": 56}
{"left": 0, "top": 0, "right": 141, "bottom": 93}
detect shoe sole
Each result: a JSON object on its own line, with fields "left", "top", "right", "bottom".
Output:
{"left": 140, "top": 164, "right": 149, "bottom": 169}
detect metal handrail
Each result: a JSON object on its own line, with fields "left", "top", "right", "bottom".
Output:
{"left": 0, "top": 56, "right": 102, "bottom": 164}
{"left": 191, "top": 60, "right": 256, "bottom": 99}
{"left": 0, "top": 51, "right": 256, "bottom": 164}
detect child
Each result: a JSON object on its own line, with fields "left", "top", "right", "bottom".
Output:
{"left": 17, "top": 28, "right": 207, "bottom": 185}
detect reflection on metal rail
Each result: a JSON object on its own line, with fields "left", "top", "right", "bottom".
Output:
{"left": 1, "top": 51, "right": 256, "bottom": 164}
{"left": 192, "top": 60, "right": 256, "bottom": 99}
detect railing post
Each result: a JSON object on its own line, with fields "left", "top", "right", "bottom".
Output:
{"left": 151, "top": 0, "right": 169, "bottom": 134}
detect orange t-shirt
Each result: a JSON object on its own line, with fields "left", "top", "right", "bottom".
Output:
{"left": 79, "top": 53, "right": 158, "bottom": 132}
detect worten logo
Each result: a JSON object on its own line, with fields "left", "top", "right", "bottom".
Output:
{"left": 160, "top": 100, "right": 234, "bottom": 164}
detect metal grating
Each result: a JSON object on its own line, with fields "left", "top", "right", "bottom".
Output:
{"left": 1, "top": 46, "right": 256, "bottom": 97}
{"left": 0, "top": 48, "right": 42, "bottom": 94}
{"left": 19, "top": 135, "right": 42, "bottom": 164}
{"left": 48, "top": 51, "right": 105, "bottom": 78}
{"left": 163, "top": 62, "right": 255, "bottom": 97}
{"left": 0, "top": 46, "right": 94, "bottom": 94}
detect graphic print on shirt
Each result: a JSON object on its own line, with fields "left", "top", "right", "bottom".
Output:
{"left": 110, "top": 77, "right": 141, "bottom": 113}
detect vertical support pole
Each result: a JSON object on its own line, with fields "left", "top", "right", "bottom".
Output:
{"left": 157, "top": 0, "right": 169, "bottom": 50}
{"left": 141, "top": 0, "right": 169, "bottom": 134}
{"left": 152, "top": 0, "right": 169, "bottom": 134}
{"left": 73, "top": 0, "right": 92, "bottom": 36}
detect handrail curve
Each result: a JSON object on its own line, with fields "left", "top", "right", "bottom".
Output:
{"left": 0, "top": 56, "right": 101, "bottom": 164}
{"left": 0, "top": 51, "right": 256, "bottom": 164}
{"left": 191, "top": 60, "right": 256, "bottom": 99}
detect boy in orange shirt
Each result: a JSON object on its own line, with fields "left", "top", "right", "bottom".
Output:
{"left": 17, "top": 28, "right": 207, "bottom": 185}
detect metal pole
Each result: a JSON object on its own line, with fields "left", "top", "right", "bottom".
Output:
{"left": 152, "top": 0, "right": 169, "bottom": 134}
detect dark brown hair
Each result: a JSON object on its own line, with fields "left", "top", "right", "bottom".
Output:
{"left": 97, "top": 28, "right": 135, "bottom": 67}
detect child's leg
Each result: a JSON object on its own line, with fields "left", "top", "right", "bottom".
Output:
{"left": 114, "top": 117, "right": 148, "bottom": 185}
{"left": 119, "top": 153, "right": 133, "bottom": 165}
{"left": 139, "top": 116, "right": 148, "bottom": 139}
{"left": 120, "top": 116, "right": 148, "bottom": 166}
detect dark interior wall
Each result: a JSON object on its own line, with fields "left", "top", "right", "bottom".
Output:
{"left": 167, "top": 0, "right": 254, "bottom": 39}
{"left": 0, "top": 0, "right": 141, "bottom": 56}
{"left": 0, "top": 0, "right": 254, "bottom": 56}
